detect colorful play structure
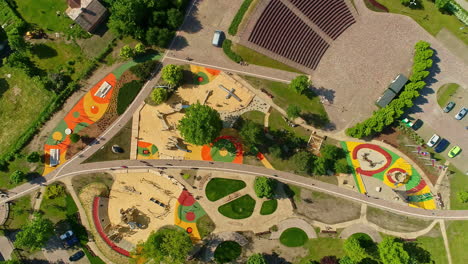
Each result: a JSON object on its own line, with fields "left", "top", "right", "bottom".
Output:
{"left": 341, "top": 142, "right": 436, "bottom": 210}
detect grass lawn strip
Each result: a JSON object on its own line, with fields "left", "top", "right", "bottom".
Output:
{"left": 269, "top": 110, "right": 310, "bottom": 140}
{"left": 447, "top": 221, "right": 468, "bottom": 264}
{"left": 416, "top": 234, "right": 449, "bottom": 264}
{"left": 299, "top": 238, "right": 345, "bottom": 263}
{"left": 279, "top": 227, "right": 308, "bottom": 247}
{"left": 205, "top": 178, "right": 247, "bottom": 201}
{"left": 218, "top": 194, "right": 256, "bottom": 219}
{"left": 260, "top": 199, "right": 278, "bottom": 215}
{"left": 448, "top": 165, "right": 468, "bottom": 210}
{"left": 240, "top": 110, "right": 265, "bottom": 125}
{"left": 436, "top": 83, "right": 460, "bottom": 107}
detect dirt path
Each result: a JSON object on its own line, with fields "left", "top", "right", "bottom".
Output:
{"left": 440, "top": 220, "right": 453, "bottom": 264}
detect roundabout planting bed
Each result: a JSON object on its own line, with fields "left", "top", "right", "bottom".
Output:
{"left": 214, "top": 241, "right": 242, "bottom": 263}
{"left": 205, "top": 178, "right": 246, "bottom": 201}
{"left": 260, "top": 199, "right": 278, "bottom": 215}
{"left": 280, "top": 227, "right": 308, "bottom": 247}
{"left": 218, "top": 195, "right": 256, "bottom": 219}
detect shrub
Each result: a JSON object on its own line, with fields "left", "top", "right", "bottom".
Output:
{"left": 45, "top": 184, "right": 66, "bottom": 199}
{"left": 254, "top": 177, "right": 277, "bottom": 198}
{"left": 26, "top": 152, "right": 41, "bottom": 163}
{"left": 10, "top": 170, "right": 25, "bottom": 184}
{"left": 117, "top": 80, "right": 144, "bottom": 115}
{"left": 130, "top": 60, "right": 160, "bottom": 80}
{"left": 222, "top": 39, "right": 243, "bottom": 63}
{"left": 134, "top": 43, "right": 146, "bottom": 55}
{"left": 119, "top": 45, "right": 134, "bottom": 58}
{"left": 228, "top": 0, "right": 253, "bottom": 36}
{"left": 151, "top": 87, "right": 169, "bottom": 104}
{"left": 290, "top": 75, "right": 311, "bottom": 94}
{"left": 69, "top": 133, "right": 80, "bottom": 143}
{"left": 457, "top": 191, "right": 468, "bottom": 203}
{"left": 161, "top": 64, "right": 183, "bottom": 86}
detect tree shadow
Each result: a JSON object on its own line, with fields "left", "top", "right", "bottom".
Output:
{"left": 404, "top": 242, "right": 432, "bottom": 263}
{"left": 264, "top": 252, "right": 292, "bottom": 264}
{"left": 310, "top": 85, "right": 336, "bottom": 103}
{"left": 301, "top": 112, "right": 330, "bottom": 129}
{"left": 181, "top": 3, "right": 203, "bottom": 34}
{"left": 0, "top": 78, "right": 9, "bottom": 98}
{"left": 170, "top": 35, "right": 189, "bottom": 51}
{"left": 31, "top": 43, "right": 58, "bottom": 59}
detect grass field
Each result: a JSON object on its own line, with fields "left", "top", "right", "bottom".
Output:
{"left": 448, "top": 165, "right": 468, "bottom": 210}
{"left": 436, "top": 83, "right": 460, "bottom": 108}
{"left": 279, "top": 227, "right": 308, "bottom": 247}
{"left": 269, "top": 110, "right": 310, "bottom": 140}
{"left": 1, "top": 195, "right": 31, "bottom": 230}
{"left": 0, "top": 156, "right": 44, "bottom": 189}
{"left": 374, "top": 0, "right": 468, "bottom": 45}
{"left": 299, "top": 238, "right": 345, "bottom": 263}
{"left": 416, "top": 235, "right": 449, "bottom": 264}
{"left": 40, "top": 184, "right": 78, "bottom": 223}
{"left": 16, "top": 0, "right": 74, "bottom": 33}
{"left": 260, "top": 199, "right": 277, "bottom": 215}
{"left": 205, "top": 178, "right": 246, "bottom": 201}
{"left": 84, "top": 119, "right": 132, "bottom": 163}
{"left": 232, "top": 43, "right": 303, "bottom": 74}
{"left": 218, "top": 194, "right": 256, "bottom": 219}
{"left": 240, "top": 110, "right": 265, "bottom": 125}
{"left": 447, "top": 221, "right": 468, "bottom": 264}
{"left": 0, "top": 66, "right": 53, "bottom": 157}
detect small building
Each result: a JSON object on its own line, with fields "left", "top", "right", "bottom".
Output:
{"left": 65, "top": 0, "right": 108, "bottom": 33}
{"left": 376, "top": 74, "right": 408, "bottom": 108}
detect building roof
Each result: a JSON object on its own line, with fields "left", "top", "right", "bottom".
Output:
{"left": 388, "top": 74, "right": 408, "bottom": 94}
{"left": 66, "top": 0, "right": 107, "bottom": 32}
{"left": 376, "top": 88, "right": 397, "bottom": 108}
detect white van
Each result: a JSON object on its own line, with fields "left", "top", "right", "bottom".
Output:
{"left": 212, "top": 30, "right": 223, "bottom": 47}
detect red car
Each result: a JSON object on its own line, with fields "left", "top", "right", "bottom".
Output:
{"left": 121, "top": 166, "right": 128, "bottom": 168}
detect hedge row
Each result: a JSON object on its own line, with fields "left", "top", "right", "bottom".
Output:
{"left": 346, "top": 41, "right": 433, "bottom": 139}
{"left": 228, "top": 0, "right": 253, "bottom": 36}
{"left": 0, "top": 0, "right": 26, "bottom": 33}
{"left": 448, "top": 1, "right": 468, "bottom": 25}
{"left": 222, "top": 39, "right": 243, "bottom": 63}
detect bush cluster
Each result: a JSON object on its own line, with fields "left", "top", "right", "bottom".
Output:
{"left": 346, "top": 41, "right": 433, "bottom": 139}
{"left": 130, "top": 60, "right": 160, "bottom": 80}
{"left": 222, "top": 39, "right": 243, "bottom": 63}
{"left": 228, "top": 0, "right": 253, "bottom": 36}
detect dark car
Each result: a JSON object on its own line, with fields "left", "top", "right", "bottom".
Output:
{"left": 411, "top": 119, "right": 423, "bottom": 131}
{"left": 69, "top": 251, "right": 85, "bottom": 262}
{"left": 434, "top": 139, "right": 450, "bottom": 153}
{"left": 443, "top": 101, "right": 456, "bottom": 113}
{"left": 64, "top": 236, "right": 79, "bottom": 248}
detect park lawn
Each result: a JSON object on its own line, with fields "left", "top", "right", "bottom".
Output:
{"left": 299, "top": 238, "right": 345, "bottom": 263}
{"left": 218, "top": 194, "right": 256, "bottom": 219}
{"left": 436, "top": 83, "right": 460, "bottom": 108}
{"left": 269, "top": 109, "right": 310, "bottom": 140}
{"left": 1, "top": 195, "right": 31, "bottom": 231}
{"left": 40, "top": 188, "right": 78, "bottom": 223}
{"left": 0, "top": 156, "right": 44, "bottom": 189}
{"left": 84, "top": 119, "right": 133, "bottom": 163}
{"left": 15, "top": 0, "right": 72, "bottom": 33}
{"left": 447, "top": 221, "right": 468, "bottom": 264}
{"left": 448, "top": 165, "right": 468, "bottom": 210}
{"left": 232, "top": 43, "right": 304, "bottom": 74}
{"left": 416, "top": 235, "right": 449, "bottom": 264}
{"left": 280, "top": 227, "right": 308, "bottom": 247}
{"left": 375, "top": 0, "right": 468, "bottom": 45}
{"left": 240, "top": 110, "right": 265, "bottom": 125}
{"left": 242, "top": 75, "right": 329, "bottom": 125}
{"left": 205, "top": 178, "right": 246, "bottom": 201}
{"left": 0, "top": 66, "right": 53, "bottom": 157}
{"left": 260, "top": 199, "right": 277, "bottom": 215}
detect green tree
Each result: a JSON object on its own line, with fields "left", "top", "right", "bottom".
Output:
{"left": 7, "top": 28, "right": 28, "bottom": 52}
{"left": 378, "top": 237, "right": 410, "bottom": 264}
{"left": 151, "top": 87, "right": 169, "bottom": 104}
{"left": 287, "top": 105, "right": 301, "bottom": 119}
{"left": 292, "top": 151, "right": 315, "bottom": 174}
{"left": 0, "top": 159, "right": 8, "bottom": 172}
{"left": 120, "top": 45, "right": 134, "bottom": 58}
{"left": 26, "top": 152, "right": 41, "bottom": 163}
{"left": 334, "top": 158, "right": 351, "bottom": 174}
{"left": 457, "top": 191, "right": 468, "bottom": 203}
{"left": 107, "top": 0, "right": 146, "bottom": 36}
{"left": 247, "top": 253, "right": 267, "bottom": 264}
{"left": 162, "top": 64, "right": 184, "bottom": 86}
{"left": 254, "top": 177, "right": 277, "bottom": 199}
{"left": 10, "top": 170, "right": 25, "bottom": 184}
{"left": 3, "top": 52, "right": 35, "bottom": 76}
{"left": 0, "top": 260, "right": 22, "bottom": 264}
{"left": 178, "top": 103, "right": 222, "bottom": 145}
{"left": 290, "top": 75, "right": 310, "bottom": 94}
{"left": 320, "top": 145, "right": 343, "bottom": 160}
{"left": 156, "top": 28, "right": 174, "bottom": 47}
{"left": 134, "top": 43, "right": 146, "bottom": 55}
{"left": 45, "top": 184, "right": 66, "bottom": 199}
{"left": 140, "top": 227, "right": 192, "bottom": 264}
{"left": 344, "top": 237, "right": 368, "bottom": 263}
{"left": 14, "top": 213, "right": 54, "bottom": 250}
{"left": 338, "top": 256, "right": 355, "bottom": 264}
{"left": 268, "top": 145, "right": 282, "bottom": 159}
{"left": 239, "top": 120, "right": 264, "bottom": 150}
{"left": 167, "top": 8, "right": 184, "bottom": 29}
{"left": 312, "top": 156, "right": 328, "bottom": 175}
{"left": 69, "top": 133, "right": 80, "bottom": 143}
{"left": 435, "top": 0, "right": 450, "bottom": 11}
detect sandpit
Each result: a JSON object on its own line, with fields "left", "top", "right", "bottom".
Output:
{"left": 107, "top": 172, "right": 183, "bottom": 245}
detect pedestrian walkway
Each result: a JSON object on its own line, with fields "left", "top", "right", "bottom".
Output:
{"left": 270, "top": 218, "right": 317, "bottom": 239}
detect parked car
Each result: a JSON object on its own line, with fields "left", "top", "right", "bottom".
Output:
{"left": 448, "top": 146, "right": 461, "bottom": 158}
{"left": 69, "top": 251, "right": 85, "bottom": 262}
{"left": 443, "top": 101, "right": 456, "bottom": 113}
{"left": 64, "top": 236, "right": 79, "bottom": 248}
{"left": 426, "top": 134, "right": 440, "bottom": 148}
{"left": 59, "top": 230, "right": 74, "bottom": 241}
{"left": 411, "top": 119, "right": 423, "bottom": 131}
{"left": 212, "top": 30, "right": 223, "bottom": 47}
{"left": 434, "top": 139, "right": 450, "bottom": 153}
{"left": 455, "top": 107, "right": 467, "bottom": 120}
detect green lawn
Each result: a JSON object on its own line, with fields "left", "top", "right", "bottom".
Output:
{"left": 232, "top": 43, "right": 304, "bottom": 74}
{"left": 1, "top": 195, "right": 31, "bottom": 231}
{"left": 16, "top": 0, "right": 75, "bottom": 33}
{"left": 242, "top": 75, "right": 329, "bottom": 127}
{"left": 0, "top": 156, "right": 44, "bottom": 189}
{"left": 214, "top": 241, "right": 242, "bottom": 263}
{"left": 218, "top": 194, "right": 256, "bottom": 219}
{"left": 240, "top": 110, "right": 265, "bottom": 125}
{"left": 436, "top": 83, "right": 460, "bottom": 108}
{"left": 0, "top": 66, "right": 53, "bottom": 157}
{"left": 374, "top": 0, "right": 468, "bottom": 45}
{"left": 205, "top": 178, "right": 247, "bottom": 201}
{"left": 299, "top": 238, "right": 345, "bottom": 263}
{"left": 196, "top": 214, "right": 216, "bottom": 239}
{"left": 260, "top": 199, "right": 277, "bottom": 215}
{"left": 279, "top": 227, "right": 308, "bottom": 247}
{"left": 269, "top": 109, "right": 311, "bottom": 140}
{"left": 447, "top": 221, "right": 468, "bottom": 264}
{"left": 40, "top": 184, "right": 78, "bottom": 223}
{"left": 448, "top": 165, "right": 468, "bottom": 210}
{"left": 416, "top": 235, "right": 449, "bottom": 264}
{"left": 84, "top": 119, "right": 133, "bottom": 163}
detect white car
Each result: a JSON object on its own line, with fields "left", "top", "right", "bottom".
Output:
{"left": 426, "top": 134, "right": 440, "bottom": 148}
{"left": 60, "top": 230, "right": 74, "bottom": 241}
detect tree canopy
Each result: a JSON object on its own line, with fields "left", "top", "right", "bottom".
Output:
{"left": 69, "top": 133, "right": 80, "bottom": 143}
{"left": 254, "top": 177, "right": 277, "bottom": 199}
{"left": 292, "top": 151, "right": 315, "bottom": 174}
{"left": 457, "top": 191, "right": 468, "bottom": 203}
{"left": 289, "top": 75, "right": 310, "bottom": 94}
{"left": 10, "top": 170, "right": 25, "bottom": 184}
{"left": 287, "top": 105, "right": 301, "bottom": 119}
{"left": 343, "top": 237, "right": 368, "bottom": 263}
{"left": 151, "top": 87, "right": 169, "bottom": 105}
{"left": 239, "top": 119, "right": 264, "bottom": 151}
{"left": 178, "top": 103, "right": 222, "bottom": 145}
{"left": 162, "top": 64, "right": 184, "bottom": 86}
{"left": 26, "top": 152, "right": 41, "bottom": 163}
{"left": 14, "top": 213, "right": 54, "bottom": 250}
{"left": 247, "top": 253, "right": 267, "bottom": 264}
{"left": 140, "top": 227, "right": 192, "bottom": 264}
{"left": 378, "top": 237, "right": 410, "bottom": 264}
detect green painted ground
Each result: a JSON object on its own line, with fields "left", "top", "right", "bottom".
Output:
{"left": 205, "top": 178, "right": 246, "bottom": 201}
{"left": 218, "top": 194, "right": 256, "bottom": 219}
{"left": 279, "top": 227, "right": 308, "bottom": 247}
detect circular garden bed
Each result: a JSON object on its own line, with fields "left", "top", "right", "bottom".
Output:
{"left": 214, "top": 241, "right": 242, "bottom": 263}
{"left": 218, "top": 195, "right": 256, "bottom": 219}
{"left": 279, "top": 227, "right": 308, "bottom": 247}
